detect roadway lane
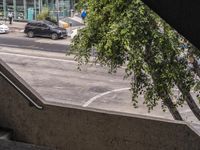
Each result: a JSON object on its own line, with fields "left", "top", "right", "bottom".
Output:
{"left": 0, "top": 32, "right": 70, "bottom": 53}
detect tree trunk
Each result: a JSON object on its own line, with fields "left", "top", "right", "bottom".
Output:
{"left": 192, "top": 57, "right": 200, "bottom": 77}
{"left": 144, "top": 40, "right": 183, "bottom": 120}
{"left": 162, "top": 94, "right": 183, "bottom": 120}
{"left": 151, "top": 74, "right": 183, "bottom": 120}
{"left": 149, "top": 74, "right": 183, "bottom": 120}
{"left": 183, "top": 55, "right": 200, "bottom": 120}
{"left": 177, "top": 83, "right": 200, "bottom": 120}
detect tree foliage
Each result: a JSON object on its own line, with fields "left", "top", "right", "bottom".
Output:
{"left": 70, "top": 0, "right": 200, "bottom": 120}
{"left": 74, "top": 0, "right": 88, "bottom": 12}
{"left": 36, "top": 7, "right": 56, "bottom": 23}
{"left": 37, "top": 7, "right": 49, "bottom": 20}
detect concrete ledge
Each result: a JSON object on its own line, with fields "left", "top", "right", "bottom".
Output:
{"left": 0, "top": 58, "right": 45, "bottom": 109}
{"left": 0, "top": 140, "right": 54, "bottom": 150}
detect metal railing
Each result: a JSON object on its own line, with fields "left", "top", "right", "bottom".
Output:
{"left": 0, "top": 71, "right": 43, "bottom": 110}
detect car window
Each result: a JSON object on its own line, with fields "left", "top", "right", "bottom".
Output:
{"left": 48, "top": 24, "right": 58, "bottom": 28}
{"left": 35, "top": 23, "right": 42, "bottom": 27}
{"left": 41, "top": 24, "right": 48, "bottom": 28}
{"left": 26, "top": 23, "right": 31, "bottom": 26}
{"left": 29, "top": 22, "right": 38, "bottom": 27}
{"left": 44, "top": 21, "right": 58, "bottom": 28}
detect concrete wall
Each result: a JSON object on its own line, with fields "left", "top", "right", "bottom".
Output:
{"left": 0, "top": 59, "right": 200, "bottom": 150}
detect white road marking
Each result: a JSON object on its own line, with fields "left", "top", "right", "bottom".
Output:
{"left": 83, "top": 88, "right": 130, "bottom": 107}
{"left": 0, "top": 51, "right": 127, "bottom": 69}
{"left": 0, "top": 50, "right": 129, "bottom": 70}
{"left": 0, "top": 43, "right": 44, "bottom": 50}
{"left": 35, "top": 39, "right": 71, "bottom": 45}
{"left": 0, "top": 52, "right": 77, "bottom": 63}
{"left": 0, "top": 43, "right": 20, "bottom": 48}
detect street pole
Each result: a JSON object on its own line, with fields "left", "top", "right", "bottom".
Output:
{"left": 3, "top": 0, "right": 6, "bottom": 19}
{"left": 13, "top": 0, "right": 16, "bottom": 19}
{"left": 38, "top": 0, "right": 41, "bottom": 13}
{"left": 56, "top": 0, "right": 59, "bottom": 26}
{"left": 23, "top": 0, "right": 27, "bottom": 20}
{"left": 34, "top": 0, "right": 36, "bottom": 20}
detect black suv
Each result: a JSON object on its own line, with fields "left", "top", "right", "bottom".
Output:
{"left": 24, "top": 21, "right": 67, "bottom": 40}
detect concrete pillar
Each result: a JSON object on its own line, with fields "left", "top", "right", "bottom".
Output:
{"left": 34, "top": 0, "right": 37, "bottom": 20}
{"left": 40, "top": 0, "right": 43, "bottom": 10}
{"left": 13, "top": 0, "right": 16, "bottom": 19}
{"left": 70, "top": 0, "right": 74, "bottom": 9}
{"left": 51, "top": 0, "right": 54, "bottom": 9}
{"left": 3, "top": 0, "right": 6, "bottom": 18}
{"left": 45, "top": 0, "right": 48, "bottom": 7}
{"left": 23, "top": 0, "right": 27, "bottom": 20}
{"left": 62, "top": 0, "right": 64, "bottom": 17}
{"left": 56, "top": 0, "right": 59, "bottom": 25}
{"left": 38, "top": 0, "right": 41, "bottom": 13}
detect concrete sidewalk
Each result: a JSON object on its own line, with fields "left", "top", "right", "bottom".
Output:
{"left": 3, "top": 21, "right": 26, "bottom": 32}
{"left": 68, "top": 15, "right": 84, "bottom": 25}
{"left": 1, "top": 14, "right": 85, "bottom": 33}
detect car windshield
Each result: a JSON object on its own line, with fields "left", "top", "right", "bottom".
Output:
{"left": 44, "top": 21, "right": 58, "bottom": 28}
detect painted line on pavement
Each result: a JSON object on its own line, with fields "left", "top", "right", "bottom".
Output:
{"left": 0, "top": 43, "right": 44, "bottom": 50}
{"left": 0, "top": 51, "right": 127, "bottom": 69}
{"left": 83, "top": 87, "right": 130, "bottom": 107}
{"left": 0, "top": 52, "right": 77, "bottom": 63}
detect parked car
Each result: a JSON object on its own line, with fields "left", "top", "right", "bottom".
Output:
{"left": 24, "top": 20, "right": 67, "bottom": 40}
{"left": 0, "top": 23, "right": 9, "bottom": 34}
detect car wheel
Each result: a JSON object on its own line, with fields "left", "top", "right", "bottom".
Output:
{"left": 51, "top": 33, "right": 58, "bottom": 40}
{"left": 27, "top": 31, "right": 34, "bottom": 38}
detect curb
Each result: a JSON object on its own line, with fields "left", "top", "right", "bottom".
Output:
{"left": 9, "top": 28, "right": 24, "bottom": 33}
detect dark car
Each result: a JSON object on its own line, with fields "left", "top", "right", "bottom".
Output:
{"left": 24, "top": 20, "right": 67, "bottom": 40}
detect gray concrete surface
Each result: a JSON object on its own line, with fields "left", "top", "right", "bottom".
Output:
{"left": 2, "top": 21, "right": 26, "bottom": 32}
{"left": 0, "top": 140, "right": 54, "bottom": 150}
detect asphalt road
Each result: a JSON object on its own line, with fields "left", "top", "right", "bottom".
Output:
{"left": 0, "top": 32, "right": 70, "bottom": 53}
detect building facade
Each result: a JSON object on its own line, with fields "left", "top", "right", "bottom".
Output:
{"left": 0, "top": 0, "right": 74, "bottom": 21}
